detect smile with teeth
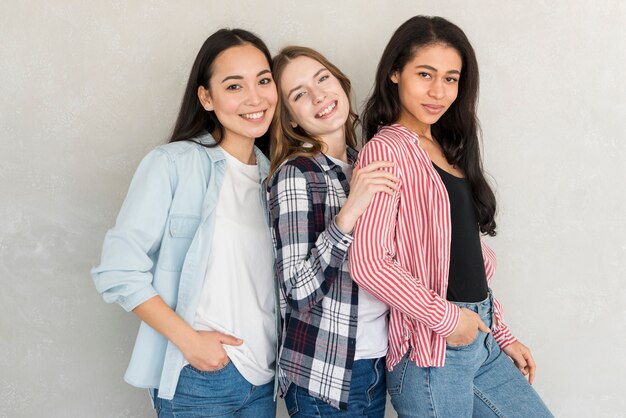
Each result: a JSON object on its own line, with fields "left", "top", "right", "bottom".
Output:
{"left": 316, "top": 101, "right": 337, "bottom": 118}
{"left": 240, "top": 110, "right": 265, "bottom": 121}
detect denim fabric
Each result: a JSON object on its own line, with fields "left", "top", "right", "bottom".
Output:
{"left": 387, "top": 296, "right": 553, "bottom": 418}
{"left": 153, "top": 363, "right": 275, "bottom": 418}
{"left": 284, "top": 357, "right": 386, "bottom": 417}
{"left": 92, "top": 132, "right": 276, "bottom": 399}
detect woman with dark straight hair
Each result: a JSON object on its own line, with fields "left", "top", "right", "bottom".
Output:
{"left": 351, "top": 16, "right": 553, "bottom": 417}
{"left": 93, "top": 28, "right": 278, "bottom": 417}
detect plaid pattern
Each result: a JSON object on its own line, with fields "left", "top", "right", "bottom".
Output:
{"left": 267, "top": 149, "right": 359, "bottom": 410}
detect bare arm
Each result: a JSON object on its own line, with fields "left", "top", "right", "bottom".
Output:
{"left": 133, "top": 296, "right": 242, "bottom": 371}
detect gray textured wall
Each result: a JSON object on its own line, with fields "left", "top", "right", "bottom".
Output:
{"left": 1, "top": 1, "right": 624, "bottom": 417}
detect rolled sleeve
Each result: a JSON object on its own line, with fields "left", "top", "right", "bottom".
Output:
{"left": 92, "top": 149, "right": 174, "bottom": 311}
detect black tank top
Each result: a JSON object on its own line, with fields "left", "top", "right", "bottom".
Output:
{"left": 433, "top": 163, "right": 489, "bottom": 302}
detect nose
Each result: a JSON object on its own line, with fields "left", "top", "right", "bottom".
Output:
{"left": 311, "top": 86, "right": 325, "bottom": 104}
{"left": 428, "top": 80, "right": 445, "bottom": 100}
{"left": 246, "top": 85, "right": 262, "bottom": 106}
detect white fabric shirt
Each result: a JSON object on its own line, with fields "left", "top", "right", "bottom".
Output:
{"left": 327, "top": 154, "right": 388, "bottom": 360}
{"left": 192, "top": 147, "right": 276, "bottom": 385}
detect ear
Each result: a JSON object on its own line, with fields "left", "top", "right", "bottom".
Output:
{"left": 290, "top": 120, "right": 298, "bottom": 128}
{"left": 197, "top": 86, "right": 214, "bottom": 111}
{"left": 390, "top": 71, "right": 399, "bottom": 84}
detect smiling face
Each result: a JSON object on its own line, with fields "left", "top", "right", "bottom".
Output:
{"left": 279, "top": 55, "right": 350, "bottom": 144}
{"left": 392, "top": 43, "right": 462, "bottom": 135}
{"left": 198, "top": 43, "right": 277, "bottom": 144}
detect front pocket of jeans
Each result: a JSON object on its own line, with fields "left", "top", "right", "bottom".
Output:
{"left": 185, "top": 359, "right": 231, "bottom": 375}
{"left": 446, "top": 332, "right": 482, "bottom": 351}
{"left": 285, "top": 385, "right": 299, "bottom": 416}
{"left": 386, "top": 353, "right": 410, "bottom": 396}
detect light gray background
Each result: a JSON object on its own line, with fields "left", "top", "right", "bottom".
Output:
{"left": 1, "top": 1, "right": 624, "bottom": 417}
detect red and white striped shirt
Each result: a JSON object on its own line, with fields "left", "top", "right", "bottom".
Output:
{"left": 350, "top": 124, "right": 516, "bottom": 370}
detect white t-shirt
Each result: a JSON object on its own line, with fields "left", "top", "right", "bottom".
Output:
{"left": 327, "top": 154, "right": 388, "bottom": 360}
{"left": 191, "top": 148, "right": 276, "bottom": 385}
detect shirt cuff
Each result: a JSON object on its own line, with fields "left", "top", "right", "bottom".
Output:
{"left": 119, "top": 287, "right": 159, "bottom": 312}
{"left": 327, "top": 217, "right": 354, "bottom": 253}
{"left": 430, "top": 300, "right": 461, "bottom": 338}
{"left": 492, "top": 324, "right": 517, "bottom": 349}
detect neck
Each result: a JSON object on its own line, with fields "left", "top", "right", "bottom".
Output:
{"left": 219, "top": 134, "right": 256, "bottom": 164}
{"left": 396, "top": 115, "right": 432, "bottom": 140}
{"left": 321, "top": 129, "right": 348, "bottom": 163}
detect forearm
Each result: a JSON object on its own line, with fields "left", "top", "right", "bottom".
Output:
{"left": 269, "top": 163, "right": 353, "bottom": 311}
{"left": 277, "top": 217, "right": 352, "bottom": 310}
{"left": 132, "top": 295, "right": 197, "bottom": 352}
{"left": 350, "top": 243, "right": 460, "bottom": 337}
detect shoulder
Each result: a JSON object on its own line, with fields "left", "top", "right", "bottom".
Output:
{"left": 273, "top": 155, "right": 324, "bottom": 182}
{"left": 269, "top": 155, "right": 328, "bottom": 197}
{"left": 368, "top": 125, "right": 412, "bottom": 150}
{"left": 154, "top": 140, "right": 206, "bottom": 162}
{"left": 360, "top": 129, "right": 403, "bottom": 162}
{"left": 153, "top": 131, "right": 219, "bottom": 160}
{"left": 284, "top": 155, "right": 324, "bottom": 174}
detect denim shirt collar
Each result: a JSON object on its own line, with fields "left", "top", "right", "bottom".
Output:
{"left": 196, "top": 131, "right": 270, "bottom": 178}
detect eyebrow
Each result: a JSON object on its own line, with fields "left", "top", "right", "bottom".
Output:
{"left": 287, "top": 67, "right": 328, "bottom": 98}
{"left": 221, "top": 69, "right": 272, "bottom": 84}
{"left": 416, "top": 64, "right": 461, "bottom": 75}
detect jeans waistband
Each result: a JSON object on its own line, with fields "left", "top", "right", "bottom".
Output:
{"left": 450, "top": 290, "right": 493, "bottom": 320}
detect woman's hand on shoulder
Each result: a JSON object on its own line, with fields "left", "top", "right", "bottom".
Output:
{"left": 503, "top": 340, "right": 537, "bottom": 384}
{"left": 179, "top": 330, "right": 242, "bottom": 371}
{"left": 335, "top": 160, "right": 399, "bottom": 234}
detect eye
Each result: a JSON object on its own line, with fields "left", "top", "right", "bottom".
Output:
{"left": 445, "top": 76, "right": 459, "bottom": 83}
{"left": 319, "top": 75, "right": 329, "bottom": 83}
{"left": 293, "top": 91, "right": 305, "bottom": 101}
{"left": 259, "top": 77, "right": 273, "bottom": 85}
{"left": 226, "top": 84, "right": 242, "bottom": 91}
{"left": 418, "top": 72, "right": 431, "bottom": 79}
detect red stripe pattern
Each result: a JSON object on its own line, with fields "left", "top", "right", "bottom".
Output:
{"left": 350, "top": 124, "right": 516, "bottom": 371}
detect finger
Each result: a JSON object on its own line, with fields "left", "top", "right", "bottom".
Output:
{"left": 524, "top": 351, "right": 536, "bottom": 385}
{"left": 360, "top": 160, "right": 396, "bottom": 172}
{"left": 477, "top": 318, "right": 490, "bottom": 333}
{"left": 514, "top": 352, "right": 528, "bottom": 374}
{"left": 219, "top": 334, "right": 243, "bottom": 346}
{"left": 370, "top": 184, "right": 399, "bottom": 196}
{"left": 365, "top": 178, "right": 401, "bottom": 189}
{"left": 364, "top": 171, "right": 400, "bottom": 183}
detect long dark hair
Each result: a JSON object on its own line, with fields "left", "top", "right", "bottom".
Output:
{"left": 168, "top": 28, "right": 272, "bottom": 154}
{"left": 362, "top": 15, "right": 497, "bottom": 236}
{"left": 269, "top": 46, "right": 359, "bottom": 177}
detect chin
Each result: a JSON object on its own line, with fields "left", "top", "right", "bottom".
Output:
{"left": 418, "top": 114, "right": 444, "bottom": 125}
{"left": 250, "top": 129, "right": 270, "bottom": 139}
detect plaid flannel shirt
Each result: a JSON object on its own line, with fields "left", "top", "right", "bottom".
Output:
{"left": 267, "top": 149, "right": 359, "bottom": 410}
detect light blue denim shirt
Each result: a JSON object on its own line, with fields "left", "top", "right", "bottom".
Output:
{"left": 91, "top": 132, "right": 271, "bottom": 400}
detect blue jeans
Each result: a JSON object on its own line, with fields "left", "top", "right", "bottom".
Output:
{"left": 284, "top": 357, "right": 386, "bottom": 417}
{"left": 387, "top": 296, "right": 553, "bottom": 418}
{"left": 153, "top": 362, "right": 275, "bottom": 417}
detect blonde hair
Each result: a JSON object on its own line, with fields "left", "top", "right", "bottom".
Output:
{"left": 269, "top": 46, "right": 359, "bottom": 177}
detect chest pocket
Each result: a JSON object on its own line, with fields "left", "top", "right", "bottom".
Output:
{"left": 158, "top": 215, "right": 201, "bottom": 272}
